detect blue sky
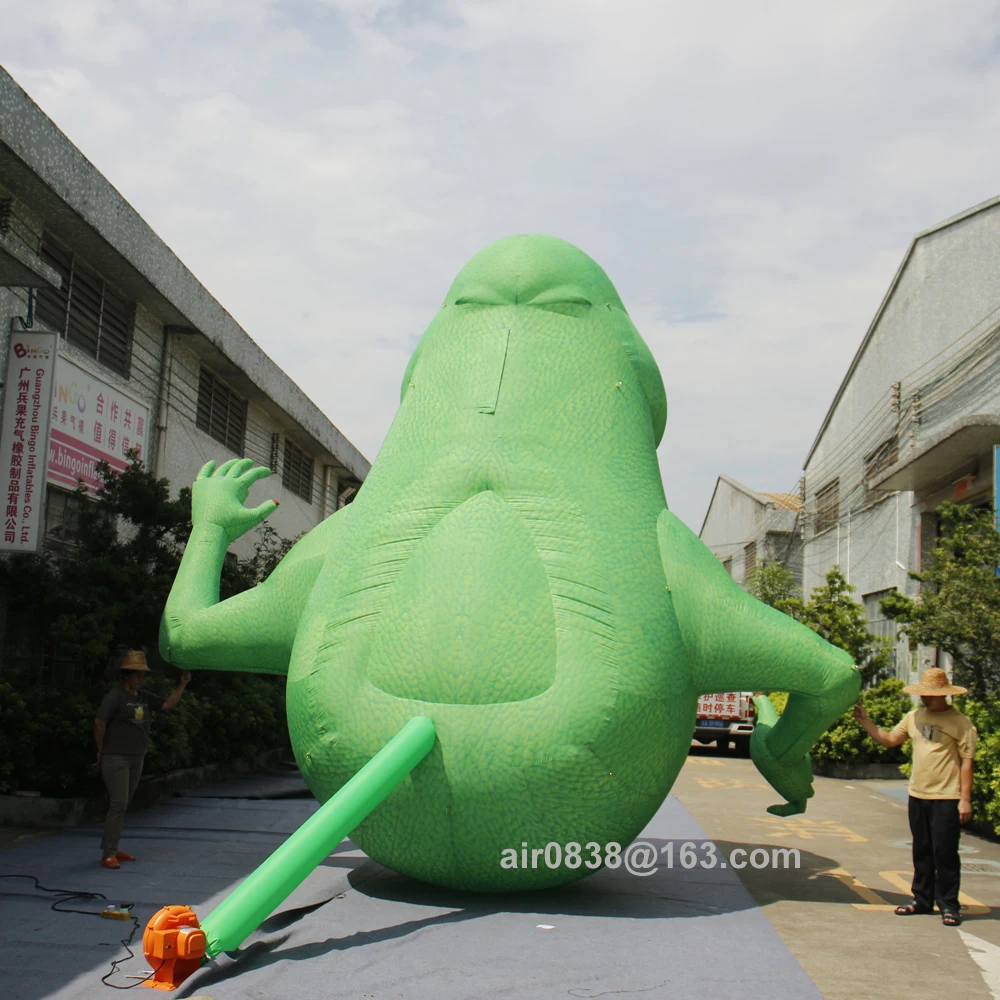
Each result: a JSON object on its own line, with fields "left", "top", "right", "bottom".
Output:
{"left": 3, "top": 0, "right": 1000, "bottom": 529}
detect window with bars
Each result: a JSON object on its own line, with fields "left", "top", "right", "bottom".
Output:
{"left": 863, "top": 590, "right": 896, "bottom": 641}
{"left": 815, "top": 478, "right": 839, "bottom": 533}
{"left": 43, "top": 487, "right": 85, "bottom": 555}
{"left": 283, "top": 438, "right": 314, "bottom": 504}
{"left": 863, "top": 589, "right": 898, "bottom": 672}
{"left": 743, "top": 541, "right": 756, "bottom": 578}
{"left": 35, "top": 234, "right": 135, "bottom": 376}
{"left": 722, "top": 557, "right": 733, "bottom": 576}
{"left": 864, "top": 436, "right": 899, "bottom": 503}
{"left": 337, "top": 483, "right": 359, "bottom": 509}
{"left": 196, "top": 367, "right": 247, "bottom": 453}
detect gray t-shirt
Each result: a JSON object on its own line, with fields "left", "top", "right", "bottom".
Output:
{"left": 96, "top": 686, "right": 167, "bottom": 756}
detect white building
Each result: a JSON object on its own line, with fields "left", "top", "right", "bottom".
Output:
{"left": 699, "top": 475, "right": 802, "bottom": 587}
{"left": 802, "top": 195, "right": 1000, "bottom": 682}
{"left": 0, "top": 66, "right": 370, "bottom": 676}
{"left": 0, "top": 66, "right": 368, "bottom": 549}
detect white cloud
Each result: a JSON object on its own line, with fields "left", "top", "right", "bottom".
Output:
{"left": 2, "top": 0, "right": 1000, "bottom": 531}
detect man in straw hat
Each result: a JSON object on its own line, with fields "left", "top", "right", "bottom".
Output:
{"left": 93, "top": 650, "right": 191, "bottom": 869}
{"left": 854, "top": 667, "right": 976, "bottom": 926}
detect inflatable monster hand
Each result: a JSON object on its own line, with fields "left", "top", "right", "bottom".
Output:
{"left": 155, "top": 235, "right": 859, "bottom": 970}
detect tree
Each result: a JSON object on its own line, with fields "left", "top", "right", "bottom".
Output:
{"left": 880, "top": 502, "right": 1000, "bottom": 698}
{"left": 0, "top": 454, "right": 298, "bottom": 794}
{"left": 781, "top": 566, "right": 892, "bottom": 684}
{"left": 745, "top": 562, "right": 799, "bottom": 609}
{"left": 0, "top": 452, "right": 291, "bottom": 684}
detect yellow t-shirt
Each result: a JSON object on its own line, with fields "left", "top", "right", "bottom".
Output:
{"left": 890, "top": 706, "right": 977, "bottom": 799}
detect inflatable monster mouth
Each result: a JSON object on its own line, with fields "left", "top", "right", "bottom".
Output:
{"left": 365, "top": 684, "right": 554, "bottom": 708}
{"left": 364, "top": 490, "right": 558, "bottom": 706}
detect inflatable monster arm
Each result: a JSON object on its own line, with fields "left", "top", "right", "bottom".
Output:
{"left": 159, "top": 458, "right": 344, "bottom": 674}
{"left": 657, "top": 509, "right": 860, "bottom": 816}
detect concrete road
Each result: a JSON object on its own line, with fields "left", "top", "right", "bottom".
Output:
{"left": 1, "top": 756, "right": 997, "bottom": 999}
{"left": 673, "top": 751, "right": 1000, "bottom": 1000}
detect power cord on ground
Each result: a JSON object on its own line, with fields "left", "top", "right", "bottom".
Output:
{"left": 0, "top": 873, "right": 162, "bottom": 990}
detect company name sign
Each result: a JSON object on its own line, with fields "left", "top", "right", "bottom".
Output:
{"left": 0, "top": 332, "right": 58, "bottom": 552}
{"left": 46, "top": 356, "right": 150, "bottom": 494}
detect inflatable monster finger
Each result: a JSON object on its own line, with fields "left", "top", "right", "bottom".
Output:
{"left": 149, "top": 234, "right": 859, "bottom": 987}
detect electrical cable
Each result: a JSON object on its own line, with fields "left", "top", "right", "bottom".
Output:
{"left": 804, "top": 304, "right": 1000, "bottom": 486}
{"left": 100, "top": 912, "right": 161, "bottom": 991}
{"left": 0, "top": 872, "right": 107, "bottom": 913}
{"left": 0, "top": 873, "right": 161, "bottom": 990}
{"left": 805, "top": 310, "right": 1000, "bottom": 490}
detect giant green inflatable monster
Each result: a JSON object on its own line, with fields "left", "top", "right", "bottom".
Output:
{"left": 153, "top": 235, "right": 859, "bottom": 971}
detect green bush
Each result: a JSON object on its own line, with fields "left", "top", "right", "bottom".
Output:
{"left": 970, "top": 725, "right": 1000, "bottom": 836}
{"left": 0, "top": 455, "right": 293, "bottom": 797}
{"left": 811, "top": 678, "right": 911, "bottom": 765}
{"left": 143, "top": 672, "right": 288, "bottom": 777}
{"left": 13, "top": 685, "right": 106, "bottom": 797}
{"left": 0, "top": 682, "right": 26, "bottom": 793}
{"left": 766, "top": 691, "right": 789, "bottom": 715}
{"left": 767, "top": 681, "right": 1000, "bottom": 836}
{"left": 764, "top": 678, "right": 911, "bottom": 765}
{"left": 5, "top": 671, "right": 288, "bottom": 797}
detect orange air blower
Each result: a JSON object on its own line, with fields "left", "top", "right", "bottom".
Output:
{"left": 141, "top": 904, "right": 207, "bottom": 990}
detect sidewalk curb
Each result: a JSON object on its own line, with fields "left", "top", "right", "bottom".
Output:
{"left": 0, "top": 746, "right": 296, "bottom": 829}
{"left": 812, "top": 761, "right": 905, "bottom": 780}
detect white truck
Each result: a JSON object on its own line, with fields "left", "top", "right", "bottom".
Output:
{"left": 692, "top": 692, "right": 756, "bottom": 756}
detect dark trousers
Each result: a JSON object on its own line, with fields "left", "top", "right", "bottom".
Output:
{"left": 908, "top": 795, "right": 961, "bottom": 913}
{"left": 100, "top": 753, "right": 144, "bottom": 857}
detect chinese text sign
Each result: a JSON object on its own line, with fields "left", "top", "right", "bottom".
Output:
{"left": 0, "top": 332, "right": 57, "bottom": 553}
{"left": 46, "top": 356, "right": 150, "bottom": 494}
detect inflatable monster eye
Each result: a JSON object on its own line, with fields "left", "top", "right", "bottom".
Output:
{"left": 531, "top": 301, "right": 591, "bottom": 317}
{"left": 528, "top": 288, "right": 593, "bottom": 318}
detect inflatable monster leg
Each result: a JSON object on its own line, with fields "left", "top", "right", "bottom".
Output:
{"left": 141, "top": 716, "right": 436, "bottom": 990}
{"left": 657, "top": 510, "right": 860, "bottom": 817}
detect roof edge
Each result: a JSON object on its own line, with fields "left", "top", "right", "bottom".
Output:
{"left": 717, "top": 473, "right": 776, "bottom": 508}
{"left": 0, "top": 65, "right": 370, "bottom": 482}
{"left": 698, "top": 476, "right": 723, "bottom": 537}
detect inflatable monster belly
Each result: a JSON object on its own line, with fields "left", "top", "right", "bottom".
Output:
{"left": 286, "top": 447, "right": 693, "bottom": 891}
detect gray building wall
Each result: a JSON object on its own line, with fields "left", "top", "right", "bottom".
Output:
{"left": 802, "top": 195, "right": 1000, "bottom": 681}
{"left": 699, "top": 475, "right": 802, "bottom": 588}
{"left": 159, "top": 336, "right": 347, "bottom": 552}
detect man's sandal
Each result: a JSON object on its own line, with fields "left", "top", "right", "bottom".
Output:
{"left": 115, "top": 851, "right": 136, "bottom": 862}
{"left": 101, "top": 856, "right": 120, "bottom": 870}
{"left": 942, "top": 911, "right": 962, "bottom": 926}
{"left": 894, "top": 901, "right": 931, "bottom": 915}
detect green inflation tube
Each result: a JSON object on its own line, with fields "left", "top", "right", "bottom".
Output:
{"left": 199, "top": 716, "right": 436, "bottom": 957}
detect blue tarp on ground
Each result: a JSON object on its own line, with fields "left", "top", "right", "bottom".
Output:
{"left": 0, "top": 766, "right": 822, "bottom": 1000}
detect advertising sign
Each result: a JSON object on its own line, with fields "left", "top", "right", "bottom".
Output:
{"left": 47, "top": 356, "right": 150, "bottom": 494}
{"left": 0, "top": 331, "right": 58, "bottom": 553}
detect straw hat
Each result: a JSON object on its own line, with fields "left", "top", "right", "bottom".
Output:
{"left": 120, "top": 650, "right": 151, "bottom": 673}
{"left": 902, "top": 667, "right": 966, "bottom": 697}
